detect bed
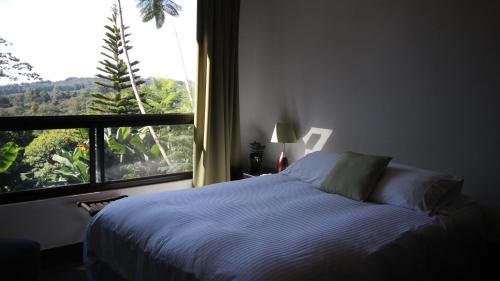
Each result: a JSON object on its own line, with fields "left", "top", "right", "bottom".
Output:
{"left": 84, "top": 152, "right": 484, "bottom": 281}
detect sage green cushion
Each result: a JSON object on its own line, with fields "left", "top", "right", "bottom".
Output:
{"left": 320, "top": 151, "right": 392, "bottom": 201}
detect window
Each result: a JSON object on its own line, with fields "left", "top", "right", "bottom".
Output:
{"left": 0, "top": 0, "right": 197, "bottom": 203}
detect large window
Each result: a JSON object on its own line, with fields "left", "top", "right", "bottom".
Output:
{"left": 0, "top": 0, "right": 197, "bottom": 203}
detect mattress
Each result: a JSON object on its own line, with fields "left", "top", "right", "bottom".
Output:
{"left": 84, "top": 174, "right": 455, "bottom": 281}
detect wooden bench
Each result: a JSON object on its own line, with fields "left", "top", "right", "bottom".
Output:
{"left": 77, "top": 195, "right": 128, "bottom": 217}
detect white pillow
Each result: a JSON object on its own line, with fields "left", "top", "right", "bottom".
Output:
{"left": 281, "top": 151, "right": 338, "bottom": 187}
{"left": 369, "top": 163, "right": 463, "bottom": 213}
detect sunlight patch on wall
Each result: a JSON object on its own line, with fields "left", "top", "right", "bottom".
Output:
{"left": 302, "top": 127, "right": 333, "bottom": 155}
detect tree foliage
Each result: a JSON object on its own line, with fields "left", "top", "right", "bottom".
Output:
{"left": 0, "top": 131, "right": 32, "bottom": 193}
{"left": 143, "top": 78, "right": 192, "bottom": 113}
{"left": 91, "top": 89, "right": 141, "bottom": 114}
{"left": 136, "top": 0, "right": 181, "bottom": 29}
{"left": 0, "top": 75, "right": 194, "bottom": 191}
{"left": 0, "top": 142, "right": 19, "bottom": 173}
{"left": 0, "top": 37, "right": 42, "bottom": 82}
{"left": 0, "top": 1, "right": 194, "bottom": 191}
{"left": 102, "top": 77, "right": 193, "bottom": 180}
{"left": 0, "top": 78, "right": 95, "bottom": 116}
{"left": 91, "top": 5, "right": 144, "bottom": 114}
{"left": 143, "top": 78, "right": 193, "bottom": 173}
{"left": 52, "top": 147, "right": 90, "bottom": 184}
{"left": 0, "top": 3, "right": 193, "bottom": 191}
{"left": 23, "top": 129, "right": 87, "bottom": 186}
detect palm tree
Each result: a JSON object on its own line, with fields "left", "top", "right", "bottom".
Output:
{"left": 135, "top": 0, "right": 192, "bottom": 103}
{"left": 116, "top": 0, "right": 172, "bottom": 166}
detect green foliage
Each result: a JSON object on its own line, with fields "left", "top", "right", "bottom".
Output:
{"left": 143, "top": 78, "right": 192, "bottom": 113}
{"left": 104, "top": 126, "right": 152, "bottom": 180}
{"left": 52, "top": 147, "right": 90, "bottom": 184}
{"left": 106, "top": 127, "right": 147, "bottom": 157}
{"left": 0, "top": 77, "right": 195, "bottom": 117}
{"left": 136, "top": 0, "right": 182, "bottom": 29}
{"left": 91, "top": 5, "right": 145, "bottom": 115}
{"left": 0, "top": 142, "right": 19, "bottom": 173}
{"left": 0, "top": 75, "right": 194, "bottom": 190}
{"left": 160, "top": 124, "right": 193, "bottom": 173}
{"left": 0, "top": 78, "right": 95, "bottom": 117}
{"left": 91, "top": 88, "right": 141, "bottom": 114}
{"left": 0, "top": 131, "right": 34, "bottom": 193}
{"left": 0, "top": 1, "right": 195, "bottom": 190}
{"left": 140, "top": 77, "right": 193, "bottom": 175}
{"left": 104, "top": 127, "right": 144, "bottom": 180}
{"left": 23, "top": 129, "right": 87, "bottom": 186}
{"left": 103, "top": 124, "right": 192, "bottom": 180}
{"left": 0, "top": 77, "right": 100, "bottom": 96}
{"left": 95, "top": 5, "right": 144, "bottom": 91}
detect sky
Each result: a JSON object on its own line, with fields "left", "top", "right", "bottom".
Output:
{"left": 0, "top": 0, "right": 197, "bottom": 85}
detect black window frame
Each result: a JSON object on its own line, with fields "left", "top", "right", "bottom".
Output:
{"left": 0, "top": 113, "right": 194, "bottom": 205}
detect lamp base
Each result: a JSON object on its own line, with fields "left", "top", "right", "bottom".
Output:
{"left": 276, "top": 153, "right": 288, "bottom": 172}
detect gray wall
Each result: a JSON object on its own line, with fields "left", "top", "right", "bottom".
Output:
{"left": 239, "top": 0, "right": 500, "bottom": 239}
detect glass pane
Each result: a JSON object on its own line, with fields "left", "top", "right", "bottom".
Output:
{"left": 104, "top": 125, "right": 193, "bottom": 181}
{"left": 0, "top": 129, "right": 90, "bottom": 193}
{"left": 0, "top": 0, "right": 196, "bottom": 116}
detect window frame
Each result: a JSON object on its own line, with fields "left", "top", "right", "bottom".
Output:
{"left": 0, "top": 113, "right": 194, "bottom": 205}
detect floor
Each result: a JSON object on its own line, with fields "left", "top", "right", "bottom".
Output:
{"left": 40, "top": 243, "right": 87, "bottom": 281}
{"left": 41, "top": 262, "right": 87, "bottom": 281}
{"left": 38, "top": 242, "right": 499, "bottom": 281}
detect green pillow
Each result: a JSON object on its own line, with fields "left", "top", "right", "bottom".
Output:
{"left": 320, "top": 151, "right": 392, "bottom": 201}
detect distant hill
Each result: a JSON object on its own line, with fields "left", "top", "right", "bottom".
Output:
{"left": 0, "top": 77, "right": 181, "bottom": 117}
{"left": 0, "top": 77, "right": 101, "bottom": 96}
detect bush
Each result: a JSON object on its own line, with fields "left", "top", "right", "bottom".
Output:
{"left": 23, "top": 129, "right": 87, "bottom": 186}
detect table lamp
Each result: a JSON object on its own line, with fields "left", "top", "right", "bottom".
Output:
{"left": 271, "top": 122, "right": 297, "bottom": 172}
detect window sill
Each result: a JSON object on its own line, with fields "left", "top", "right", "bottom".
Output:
{"left": 0, "top": 172, "right": 192, "bottom": 205}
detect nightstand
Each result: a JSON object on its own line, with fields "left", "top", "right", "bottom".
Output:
{"left": 242, "top": 168, "right": 275, "bottom": 179}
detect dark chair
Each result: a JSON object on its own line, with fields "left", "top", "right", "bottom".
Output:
{"left": 0, "top": 238, "right": 40, "bottom": 281}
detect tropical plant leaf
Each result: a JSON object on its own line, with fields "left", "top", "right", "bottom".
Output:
{"left": 52, "top": 154, "right": 73, "bottom": 168}
{"left": 74, "top": 161, "right": 89, "bottom": 180}
{"left": 73, "top": 147, "right": 83, "bottom": 162}
{"left": 138, "top": 126, "right": 149, "bottom": 140}
{"left": 78, "top": 128, "right": 89, "bottom": 139}
{"left": 116, "top": 127, "right": 131, "bottom": 142}
{"left": 57, "top": 166, "right": 72, "bottom": 173}
{"left": 20, "top": 171, "right": 34, "bottom": 182}
{"left": 150, "top": 143, "right": 161, "bottom": 157}
{"left": 107, "top": 138, "right": 127, "bottom": 155}
{"left": 51, "top": 148, "right": 90, "bottom": 183}
{"left": 129, "top": 135, "right": 146, "bottom": 152}
{"left": 0, "top": 142, "right": 19, "bottom": 173}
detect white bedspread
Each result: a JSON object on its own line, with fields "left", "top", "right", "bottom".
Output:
{"left": 85, "top": 174, "right": 451, "bottom": 281}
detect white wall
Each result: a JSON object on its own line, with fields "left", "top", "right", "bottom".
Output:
{"left": 0, "top": 180, "right": 191, "bottom": 250}
{"left": 239, "top": 0, "right": 500, "bottom": 240}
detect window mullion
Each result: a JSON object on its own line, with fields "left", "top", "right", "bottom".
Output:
{"left": 96, "top": 127, "right": 105, "bottom": 184}
{"left": 89, "top": 127, "right": 96, "bottom": 185}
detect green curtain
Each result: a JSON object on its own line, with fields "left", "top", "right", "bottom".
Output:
{"left": 193, "top": 0, "right": 241, "bottom": 187}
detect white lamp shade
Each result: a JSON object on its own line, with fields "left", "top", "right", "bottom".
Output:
{"left": 271, "top": 122, "right": 297, "bottom": 143}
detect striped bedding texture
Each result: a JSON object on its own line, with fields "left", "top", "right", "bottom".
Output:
{"left": 84, "top": 174, "right": 441, "bottom": 281}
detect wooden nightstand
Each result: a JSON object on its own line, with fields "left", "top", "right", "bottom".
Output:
{"left": 242, "top": 168, "right": 275, "bottom": 179}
